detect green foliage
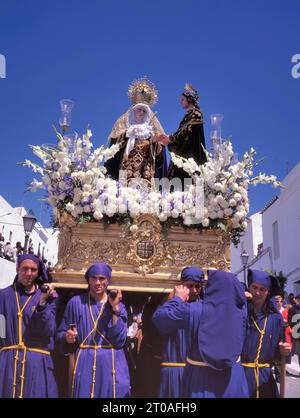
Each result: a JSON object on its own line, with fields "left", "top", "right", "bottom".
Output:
{"left": 101, "top": 213, "right": 133, "bottom": 229}
{"left": 265, "top": 269, "right": 288, "bottom": 294}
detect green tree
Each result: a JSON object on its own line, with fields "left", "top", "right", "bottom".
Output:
{"left": 265, "top": 269, "right": 287, "bottom": 294}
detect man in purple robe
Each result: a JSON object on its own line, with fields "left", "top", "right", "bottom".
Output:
{"left": 0, "top": 254, "right": 58, "bottom": 398}
{"left": 56, "top": 262, "right": 130, "bottom": 398}
{"left": 152, "top": 270, "right": 249, "bottom": 398}
{"left": 242, "top": 269, "right": 291, "bottom": 398}
{"left": 153, "top": 266, "right": 205, "bottom": 398}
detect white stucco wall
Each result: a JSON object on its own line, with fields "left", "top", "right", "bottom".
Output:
{"left": 231, "top": 162, "right": 300, "bottom": 293}
{"left": 0, "top": 195, "right": 58, "bottom": 289}
{"left": 0, "top": 258, "right": 16, "bottom": 289}
{"left": 231, "top": 212, "right": 263, "bottom": 282}
{"left": 261, "top": 163, "right": 300, "bottom": 293}
{"left": 43, "top": 228, "right": 59, "bottom": 266}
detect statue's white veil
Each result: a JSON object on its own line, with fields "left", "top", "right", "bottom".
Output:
{"left": 108, "top": 105, "right": 165, "bottom": 140}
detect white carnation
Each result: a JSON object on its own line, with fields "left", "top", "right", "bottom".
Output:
{"left": 75, "top": 206, "right": 84, "bottom": 215}
{"left": 66, "top": 203, "right": 75, "bottom": 212}
{"left": 224, "top": 208, "right": 233, "bottom": 216}
{"left": 217, "top": 210, "right": 224, "bottom": 218}
{"left": 210, "top": 211, "right": 217, "bottom": 219}
{"left": 202, "top": 218, "right": 210, "bottom": 227}
{"left": 130, "top": 225, "right": 139, "bottom": 233}
{"left": 94, "top": 211, "right": 103, "bottom": 220}
{"left": 159, "top": 213, "right": 168, "bottom": 222}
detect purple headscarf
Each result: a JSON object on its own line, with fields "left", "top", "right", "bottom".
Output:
{"left": 16, "top": 254, "right": 50, "bottom": 283}
{"left": 248, "top": 269, "right": 280, "bottom": 296}
{"left": 197, "top": 270, "right": 246, "bottom": 370}
{"left": 181, "top": 266, "right": 204, "bottom": 283}
{"left": 84, "top": 262, "right": 112, "bottom": 282}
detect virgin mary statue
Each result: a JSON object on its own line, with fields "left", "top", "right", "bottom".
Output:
{"left": 105, "top": 77, "right": 167, "bottom": 185}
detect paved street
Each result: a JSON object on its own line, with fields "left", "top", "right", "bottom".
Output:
{"left": 285, "top": 374, "right": 300, "bottom": 398}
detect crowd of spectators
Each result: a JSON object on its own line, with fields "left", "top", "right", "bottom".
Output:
{"left": 0, "top": 232, "right": 55, "bottom": 278}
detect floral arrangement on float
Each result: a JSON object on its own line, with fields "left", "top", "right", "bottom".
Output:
{"left": 22, "top": 126, "right": 281, "bottom": 245}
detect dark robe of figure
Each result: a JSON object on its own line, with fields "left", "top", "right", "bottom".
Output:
{"left": 105, "top": 133, "right": 167, "bottom": 183}
{"left": 56, "top": 293, "right": 130, "bottom": 398}
{"left": 152, "top": 270, "right": 249, "bottom": 398}
{"left": 0, "top": 282, "right": 58, "bottom": 398}
{"left": 167, "top": 106, "right": 206, "bottom": 181}
{"left": 105, "top": 103, "right": 167, "bottom": 184}
{"left": 167, "top": 84, "right": 207, "bottom": 184}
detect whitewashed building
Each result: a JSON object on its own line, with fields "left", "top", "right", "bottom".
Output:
{"left": 0, "top": 195, "right": 58, "bottom": 289}
{"left": 231, "top": 161, "right": 300, "bottom": 294}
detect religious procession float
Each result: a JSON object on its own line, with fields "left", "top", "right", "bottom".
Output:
{"left": 22, "top": 77, "right": 280, "bottom": 295}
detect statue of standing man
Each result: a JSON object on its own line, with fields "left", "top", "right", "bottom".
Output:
{"left": 160, "top": 84, "right": 207, "bottom": 185}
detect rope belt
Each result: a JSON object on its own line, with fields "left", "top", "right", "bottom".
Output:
{"left": 242, "top": 361, "right": 271, "bottom": 399}
{"left": 242, "top": 362, "right": 271, "bottom": 369}
{"left": 8, "top": 285, "right": 52, "bottom": 398}
{"left": 0, "top": 345, "right": 50, "bottom": 356}
{"left": 79, "top": 344, "right": 112, "bottom": 349}
{"left": 186, "top": 357, "right": 209, "bottom": 367}
{"left": 71, "top": 293, "right": 116, "bottom": 399}
{"left": 187, "top": 356, "right": 241, "bottom": 367}
{"left": 243, "top": 315, "right": 269, "bottom": 398}
{"left": 160, "top": 362, "right": 186, "bottom": 367}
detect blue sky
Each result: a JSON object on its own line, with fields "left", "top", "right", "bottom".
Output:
{"left": 0, "top": 0, "right": 299, "bottom": 226}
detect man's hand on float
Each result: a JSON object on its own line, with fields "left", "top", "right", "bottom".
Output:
{"left": 245, "top": 291, "right": 253, "bottom": 300}
{"left": 39, "top": 284, "right": 56, "bottom": 304}
{"left": 174, "top": 284, "right": 189, "bottom": 302}
{"left": 108, "top": 288, "right": 122, "bottom": 311}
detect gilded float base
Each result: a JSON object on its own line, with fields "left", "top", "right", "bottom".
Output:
{"left": 53, "top": 214, "right": 231, "bottom": 293}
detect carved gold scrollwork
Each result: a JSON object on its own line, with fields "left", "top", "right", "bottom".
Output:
{"left": 56, "top": 211, "right": 231, "bottom": 279}
{"left": 56, "top": 212, "right": 77, "bottom": 271}
{"left": 126, "top": 215, "right": 163, "bottom": 275}
{"left": 157, "top": 230, "right": 230, "bottom": 271}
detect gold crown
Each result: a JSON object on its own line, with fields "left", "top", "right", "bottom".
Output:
{"left": 128, "top": 76, "right": 158, "bottom": 107}
{"left": 183, "top": 83, "right": 199, "bottom": 101}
